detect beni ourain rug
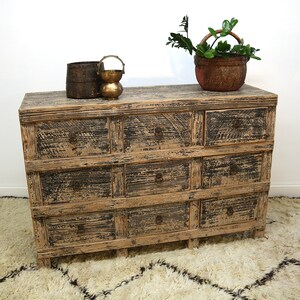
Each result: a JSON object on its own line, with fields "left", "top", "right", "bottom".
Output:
{"left": 0, "top": 196, "right": 299, "bottom": 300}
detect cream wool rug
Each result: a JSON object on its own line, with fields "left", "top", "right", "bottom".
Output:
{"left": 0, "top": 196, "right": 299, "bottom": 300}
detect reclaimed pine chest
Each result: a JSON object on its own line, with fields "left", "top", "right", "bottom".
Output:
{"left": 19, "top": 84, "right": 277, "bottom": 267}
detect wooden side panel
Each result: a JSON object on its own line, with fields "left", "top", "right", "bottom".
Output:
{"left": 126, "top": 160, "right": 190, "bottom": 197}
{"left": 188, "top": 158, "right": 202, "bottom": 248}
{"left": 40, "top": 167, "right": 111, "bottom": 204}
{"left": 112, "top": 165, "right": 128, "bottom": 255}
{"left": 20, "top": 124, "right": 50, "bottom": 267}
{"left": 124, "top": 112, "right": 191, "bottom": 152}
{"left": 202, "top": 153, "right": 263, "bottom": 188}
{"left": 110, "top": 116, "right": 128, "bottom": 256}
{"left": 36, "top": 118, "right": 109, "bottom": 159}
{"left": 128, "top": 203, "right": 189, "bottom": 237}
{"left": 205, "top": 108, "right": 267, "bottom": 145}
{"left": 266, "top": 106, "right": 276, "bottom": 140}
{"left": 261, "top": 151, "right": 273, "bottom": 182}
{"left": 191, "top": 111, "right": 204, "bottom": 146}
{"left": 254, "top": 192, "right": 269, "bottom": 237}
{"left": 200, "top": 194, "right": 259, "bottom": 228}
{"left": 110, "top": 116, "right": 124, "bottom": 153}
{"left": 46, "top": 212, "right": 115, "bottom": 246}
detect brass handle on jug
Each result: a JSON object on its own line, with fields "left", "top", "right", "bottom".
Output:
{"left": 97, "top": 55, "right": 125, "bottom": 74}
{"left": 97, "top": 55, "right": 125, "bottom": 100}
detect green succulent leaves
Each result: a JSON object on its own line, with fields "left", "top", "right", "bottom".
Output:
{"left": 166, "top": 16, "right": 261, "bottom": 60}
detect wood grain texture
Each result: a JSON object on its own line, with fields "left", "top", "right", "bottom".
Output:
{"left": 32, "top": 182, "right": 270, "bottom": 218}
{"left": 19, "top": 85, "right": 277, "bottom": 124}
{"left": 18, "top": 83, "right": 277, "bottom": 266}
{"left": 200, "top": 194, "right": 259, "bottom": 228}
{"left": 126, "top": 160, "right": 190, "bottom": 197}
{"left": 36, "top": 118, "right": 109, "bottom": 159}
{"left": 40, "top": 167, "right": 111, "bottom": 204}
{"left": 25, "top": 142, "right": 274, "bottom": 173}
{"left": 46, "top": 212, "right": 115, "bottom": 246}
{"left": 202, "top": 153, "right": 263, "bottom": 188}
{"left": 124, "top": 112, "right": 191, "bottom": 152}
{"left": 205, "top": 108, "right": 268, "bottom": 145}
{"left": 37, "top": 220, "right": 258, "bottom": 259}
{"left": 128, "top": 203, "right": 189, "bottom": 237}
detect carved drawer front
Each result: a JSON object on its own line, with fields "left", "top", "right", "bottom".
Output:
{"left": 36, "top": 118, "right": 109, "bottom": 159}
{"left": 45, "top": 212, "right": 115, "bottom": 246}
{"left": 40, "top": 167, "right": 111, "bottom": 204}
{"left": 126, "top": 160, "right": 190, "bottom": 197}
{"left": 203, "top": 153, "right": 263, "bottom": 188}
{"left": 200, "top": 194, "right": 259, "bottom": 228}
{"left": 124, "top": 112, "right": 191, "bottom": 152}
{"left": 128, "top": 203, "right": 189, "bottom": 237}
{"left": 205, "top": 108, "right": 267, "bottom": 145}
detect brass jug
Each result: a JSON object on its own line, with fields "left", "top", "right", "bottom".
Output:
{"left": 97, "top": 55, "right": 125, "bottom": 100}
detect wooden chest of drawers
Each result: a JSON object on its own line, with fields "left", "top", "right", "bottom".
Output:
{"left": 19, "top": 84, "right": 277, "bottom": 267}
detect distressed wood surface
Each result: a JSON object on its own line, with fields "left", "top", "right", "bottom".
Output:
{"left": 32, "top": 181, "right": 270, "bottom": 218}
{"left": 19, "top": 84, "right": 277, "bottom": 124}
{"left": 36, "top": 118, "right": 109, "bottom": 159}
{"left": 46, "top": 212, "right": 115, "bottom": 246}
{"left": 126, "top": 160, "right": 190, "bottom": 197}
{"left": 128, "top": 203, "right": 189, "bottom": 237}
{"left": 25, "top": 142, "right": 274, "bottom": 173}
{"left": 205, "top": 108, "right": 267, "bottom": 145}
{"left": 20, "top": 124, "right": 51, "bottom": 267}
{"left": 200, "top": 194, "right": 259, "bottom": 228}
{"left": 124, "top": 113, "right": 191, "bottom": 152}
{"left": 40, "top": 167, "right": 111, "bottom": 204}
{"left": 202, "top": 153, "right": 262, "bottom": 188}
{"left": 188, "top": 158, "right": 202, "bottom": 248}
{"left": 19, "top": 83, "right": 277, "bottom": 267}
{"left": 37, "top": 220, "right": 258, "bottom": 260}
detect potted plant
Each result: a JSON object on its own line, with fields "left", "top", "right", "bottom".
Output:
{"left": 166, "top": 16, "right": 261, "bottom": 91}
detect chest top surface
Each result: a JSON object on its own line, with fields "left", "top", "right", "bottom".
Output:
{"left": 19, "top": 84, "right": 277, "bottom": 123}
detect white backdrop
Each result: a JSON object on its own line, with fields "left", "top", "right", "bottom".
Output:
{"left": 1, "top": 0, "right": 300, "bottom": 196}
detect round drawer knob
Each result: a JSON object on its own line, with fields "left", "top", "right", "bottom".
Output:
{"left": 155, "top": 173, "right": 164, "bottom": 183}
{"left": 69, "top": 132, "right": 78, "bottom": 144}
{"left": 77, "top": 224, "right": 85, "bottom": 234}
{"left": 229, "top": 163, "right": 239, "bottom": 175}
{"left": 155, "top": 215, "right": 163, "bottom": 225}
{"left": 233, "top": 119, "right": 242, "bottom": 129}
{"left": 154, "top": 127, "right": 164, "bottom": 140}
{"left": 226, "top": 206, "right": 234, "bottom": 216}
{"left": 71, "top": 181, "right": 81, "bottom": 191}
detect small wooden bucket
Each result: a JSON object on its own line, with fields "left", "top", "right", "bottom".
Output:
{"left": 66, "top": 61, "right": 102, "bottom": 99}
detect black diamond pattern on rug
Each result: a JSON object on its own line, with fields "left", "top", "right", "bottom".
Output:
{"left": 1, "top": 257, "right": 299, "bottom": 300}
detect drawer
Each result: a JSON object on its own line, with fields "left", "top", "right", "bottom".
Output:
{"left": 200, "top": 194, "right": 258, "bottom": 228}
{"left": 205, "top": 108, "right": 267, "bottom": 145}
{"left": 126, "top": 160, "right": 190, "bottom": 197}
{"left": 36, "top": 118, "right": 109, "bottom": 159}
{"left": 40, "top": 167, "right": 111, "bottom": 204}
{"left": 203, "top": 153, "right": 262, "bottom": 188}
{"left": 46, "top": 212, "right": 115, "bottom": 246}
{"left": 124, "top": 112, "right": 191, "bottom": 152}
{"left": 128, "top": 203, "right": 189, "bottom": 237}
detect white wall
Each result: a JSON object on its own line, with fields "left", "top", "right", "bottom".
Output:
{"left": 0, "top": 0, "right": 300, "bottom": 197}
